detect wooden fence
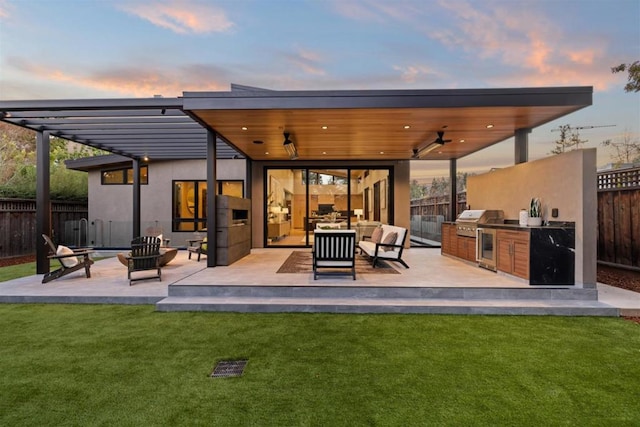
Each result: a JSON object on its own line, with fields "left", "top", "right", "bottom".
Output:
{"left": 597, "top": 167, "right": 640, "bottom": 269}
{"left": 0, "top": 199, "right": 88, "bottom": 259}
{"left": 410, "top": 191, "right": 467, "bottom": 219}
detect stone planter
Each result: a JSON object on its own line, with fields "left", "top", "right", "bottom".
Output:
{"left": 527, "top": 217, "right": 542, "bottom": 227}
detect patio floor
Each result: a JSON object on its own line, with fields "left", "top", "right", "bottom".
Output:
{"left": 0, "top": 248, "right": 638, "bottom": 315}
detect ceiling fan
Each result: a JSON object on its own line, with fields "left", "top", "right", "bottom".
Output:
{"left": 434, "top": 131, "right": 452, "bottom": 144}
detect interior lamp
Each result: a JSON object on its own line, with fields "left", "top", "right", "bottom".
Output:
{"left": 354, "top": 208, "right": 363, "bottom": 221}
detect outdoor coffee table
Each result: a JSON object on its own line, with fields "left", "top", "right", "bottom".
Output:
{"left": 117, "top": 247, "right": 178, "bottom": 267}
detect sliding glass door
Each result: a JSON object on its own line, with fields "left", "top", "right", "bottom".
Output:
{"left": 266, "top": 167, "right": 390, "bottom": 247}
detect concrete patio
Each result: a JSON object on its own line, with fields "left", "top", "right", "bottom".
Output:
{"left": 0, "top": 248, "right": 637, "bottom": 316}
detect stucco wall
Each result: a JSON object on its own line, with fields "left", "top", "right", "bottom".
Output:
{"left": 466, "top": 149, "right": 597, "bottom": 286}
{"left": 87, "top": 159, "right": 246, "bottom": 247}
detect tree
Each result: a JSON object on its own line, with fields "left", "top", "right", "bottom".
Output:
{"left": 611, "top": 60, "right": 640, "bottom": 92}
{"left": 410, "top": 179, "right": 427, "bottom": 200}
{"left": 0, "top": 123, "right": 105, "bottom": 200}
{"left": 427, "top": 172, "right": 471, "bottom": 197}
{"left": 550, "top": 124, "right": 587, "bottom": 155}
{"left": 601, "top": 131, "right": 640, "bottom": 166}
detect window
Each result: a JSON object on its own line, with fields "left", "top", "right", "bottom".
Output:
{"left": 172, "top": 180, "right": 244, "bottom": 231}
{"left": 101, "top": 166, "right": 148, "bottom": 185}
{"left": 218, "top": 180, "right": 244, "bottom": 198}
{"left": 173, "top": 181, "right": 207, "bottom": 232}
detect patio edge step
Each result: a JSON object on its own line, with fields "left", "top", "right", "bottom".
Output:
{"left": 155, "top": 296, "right": 618, "bottom": 316}
{"left": 168, "top": 284, "right": 599, "bottom": 301}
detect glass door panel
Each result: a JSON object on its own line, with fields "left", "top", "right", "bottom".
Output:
{"left": 307, "top": 169, "right": 348, "bottom": 244}
{"left": 267, "top": 169, "right": 304, "bottom": 247}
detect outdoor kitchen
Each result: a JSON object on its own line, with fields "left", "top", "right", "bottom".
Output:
{"left": 443, "top": 208, "right": 575, "bottom": 285}
{"left": 441, "top": 149, "right": 595, "bottom": 287}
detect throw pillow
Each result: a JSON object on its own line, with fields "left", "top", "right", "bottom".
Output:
{"left": 56, "top": 245, "right": 79, "bottom": 268}
{"left": 381, "top": 232, "right": 398, "bottom": 252}
{"left": 200, "top": 237, "right": 208, "bottom": 252}
{"left": 370, "top": 226, "right": 383, "bottom": 243}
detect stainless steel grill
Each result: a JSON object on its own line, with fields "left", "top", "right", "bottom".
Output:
{"left": 455, "top": 210, "right": 504, "bottom": 237}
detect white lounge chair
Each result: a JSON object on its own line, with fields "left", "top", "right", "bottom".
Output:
{"left": 358, "top": 224, "right": 409, "bottom": 269}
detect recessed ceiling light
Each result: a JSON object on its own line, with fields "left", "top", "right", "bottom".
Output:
{"left": 459, "top": 139, "right": 465, "bottom": 143}
{"left": 380, "top": 151, "right": 384, "bottom": 154}
{"left": 404, "top": 125, "right": 410, "bottom": 129}
{"left": 322, "top": 151, "right": 327, "bottom": 155}
{"left": 486, "top": 124, "right": 494, "bottom": 129}
{"left": 321, "top": 125, "right": 328, "bottom": 130}
{"left": 241, "top": 126, "right": 248, "bottom": 131}
{"left": 265, "top": 151, "right": 269, "bottom": 155}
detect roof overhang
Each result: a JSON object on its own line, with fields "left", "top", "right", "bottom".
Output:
{"left": 0, "top": 85, "right": 592, "bottom": 162}
{"left": 184, "top": 85, "right": 593, "bottom": 161}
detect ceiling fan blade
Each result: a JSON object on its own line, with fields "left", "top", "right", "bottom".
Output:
{"left": 435, "top": 131, "right": 452, "bottom": 144}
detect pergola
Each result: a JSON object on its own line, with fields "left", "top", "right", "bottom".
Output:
{"left": 0, "top": 85, "right": 593, "bottom": 270}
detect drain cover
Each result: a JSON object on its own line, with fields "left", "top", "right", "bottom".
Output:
{"left": 210, "top": 360, "right": 248, "bottom": 378}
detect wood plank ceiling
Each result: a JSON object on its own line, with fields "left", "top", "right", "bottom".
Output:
{"left": 192, "top": 105, "right": 584, "bottom": 161}
{"left": 185, "top": 85, "right": 593, "bottom": 161}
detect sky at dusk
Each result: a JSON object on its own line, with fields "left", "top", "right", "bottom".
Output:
{"left": 1, "top": 0, "right": 638, "bottom": 184}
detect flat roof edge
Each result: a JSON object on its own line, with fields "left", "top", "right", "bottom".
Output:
{"left": 183, "top": 86, "right": 593, "bottom": 98}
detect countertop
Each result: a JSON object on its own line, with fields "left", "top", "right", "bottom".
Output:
{"left": 444, "top": 221, "right": 575, "bottom": 231}
{"left": 481, "top": 222, "right": 575, "bottom": 231}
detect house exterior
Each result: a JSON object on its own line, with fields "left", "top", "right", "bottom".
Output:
{"left": 66, "top": 155, "right": 247, "bottom": 248}
{"left": 0, "top": 85, "right": 596, "bottom": 285}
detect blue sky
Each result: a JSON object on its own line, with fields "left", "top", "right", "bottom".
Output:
{"left": 1, "top": 0, "right": 638, "bottom": 182}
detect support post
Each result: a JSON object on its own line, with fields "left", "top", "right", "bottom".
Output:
{"left": 449, "top": 159, "right": 457, "bottom": 221}
{"left": 515, "top": 128, "right": 531, "bottom": 164}
{"left": 207, "top": 130, "right": 217, "bottom": 267}
{"left": 36, "top": 131, "right": 51, "bottom": 274}
{"left": 132, "top": 158, "right": 141, "bottom": 239}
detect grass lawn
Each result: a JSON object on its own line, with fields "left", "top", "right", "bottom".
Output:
{"left": 0, "top": 261, "right": 43, "bottom": 282}
{"left": 0, "top": 259, "right": 108, "bottom": 283}
{"left": 0, "top": 305, "right": 638, "bottom": 426}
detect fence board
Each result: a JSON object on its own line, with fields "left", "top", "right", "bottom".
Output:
{"left": 0, "top": 198, "right": 88, "bottom": 259}
{"left": 597, "top": 166, "right": 640, "bottom": 269}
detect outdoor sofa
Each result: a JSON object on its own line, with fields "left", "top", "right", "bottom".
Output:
{"left": 358, "top": 224, "right": 409, "bottom": 269}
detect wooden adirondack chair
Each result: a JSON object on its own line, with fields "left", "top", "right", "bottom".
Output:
{"left": 125, "top": 236, "right": 162, "bottom": 285}
{"left": 42, "top": 234, "right": 94, "bottom": 284}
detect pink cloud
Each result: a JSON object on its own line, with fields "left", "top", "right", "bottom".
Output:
{"left": 284, "top": 48, "right": 326, "bottom": 76}
{"left": 393, "top": 64, "right": 443, "bottom": 84}
{"left": 429, "top": 1, "right": 618, "bottom": 90}
{"left": 8, "top": 57, "right": 230, "bottom": 97}
{"left": 0, "top": 0, "right": 13, "bottom": 20}
{"left": 117, "top": 0, "right": 233, "bottom": 34}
